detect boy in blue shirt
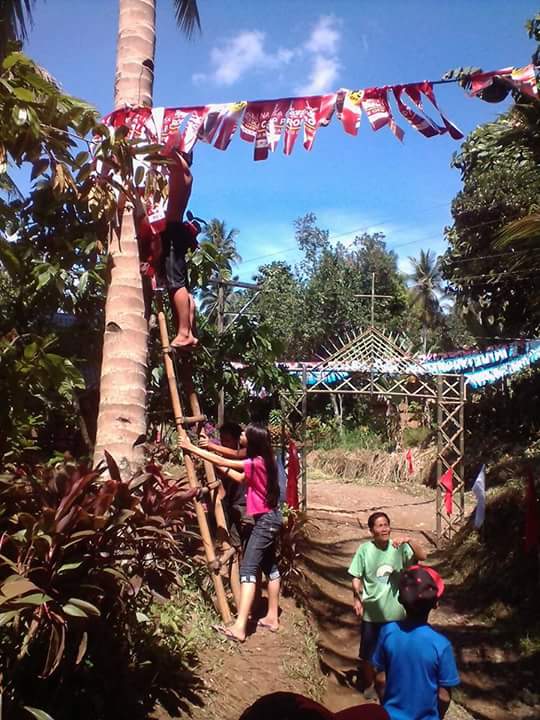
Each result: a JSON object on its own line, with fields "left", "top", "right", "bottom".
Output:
{"left": 372, "top": 565, "right": 460, "bottom": 720}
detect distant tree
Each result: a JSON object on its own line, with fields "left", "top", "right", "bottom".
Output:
{"left": 253, "top": 261, "right": 304, "bottom": 359}
{"left": 408, "top": 249, "right": 444, "bottom": 353}
{"left": 199, "top": 219, "right": 241, "bottom": 315}
{"left": 203, "top": 219, "right": 241, "bottom": 266}
{"left": 249, "top": 215, "right": 408, "bottom": 359}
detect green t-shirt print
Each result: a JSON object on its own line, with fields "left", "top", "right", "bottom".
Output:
{"left": 348, "top": 540, "right": 415, "bottom": 623}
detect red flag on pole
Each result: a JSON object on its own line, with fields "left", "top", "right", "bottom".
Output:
{"left": 286, "top": 440, "right": 300, "bottom": 510}
{"left": 406, "top": 449, "right": 414, "bottom": 475}
{"left": 440, "top": 467, "right": 454, "bottom": 515}
{"left": 524, "top": 471, "right": 540, "bottom": 552}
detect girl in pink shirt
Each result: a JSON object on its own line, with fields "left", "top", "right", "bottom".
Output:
{"left": 181, "top": 423, "right": 282, "bottom": 643}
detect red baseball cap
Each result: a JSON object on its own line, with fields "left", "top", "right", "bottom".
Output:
{"left": 399, "top": 564, "right": 445, "bottom": 608}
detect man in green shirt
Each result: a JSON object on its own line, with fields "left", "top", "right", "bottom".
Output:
{"left": 348, "top": 511, "right": 426, "bottom": 699}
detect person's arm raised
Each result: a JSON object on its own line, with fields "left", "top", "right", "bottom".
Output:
{"left": 199, "top": 436, "right": 247, "bottom": 459}
{"left": 180, "top": 437, "right": 245, "bottom": 471}
{"left": 165, "top": 151, "right": 192, "bottom": 222}
{"left": 392, "top": 536, "right": 427, "bottom": 562}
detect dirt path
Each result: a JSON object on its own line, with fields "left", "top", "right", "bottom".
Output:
{"left": 301, "top": 476, "right": 538, "bottom": 720}
{"left": 182, "top": 595, "right": 324, "bottom": 720}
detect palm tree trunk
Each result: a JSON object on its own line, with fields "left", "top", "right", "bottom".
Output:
{"left": 93, "top": 0, "right": 156, "bottom": 472}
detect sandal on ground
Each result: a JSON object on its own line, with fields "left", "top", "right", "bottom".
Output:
{"left": 212, "top": 624, "right": 245, "bottom": 643}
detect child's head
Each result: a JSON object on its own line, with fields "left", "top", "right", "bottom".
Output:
{"left": 398, "top": 565, "right": 444, "bottom": 619}
{"left": 367, "top": 512, "right": 391, "bottom": 543}
{"left": 244, "top": 423, "right": 272, "bottom": 457}
{"left": 219, "top": 422, "right": 242, "bottom": 450}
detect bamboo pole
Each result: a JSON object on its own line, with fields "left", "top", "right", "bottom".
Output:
{"left": 155, "top": 293, "right": 231, "bottom": 623}
{"left": 179, "top": 357, "right": 241, "bottom": 607}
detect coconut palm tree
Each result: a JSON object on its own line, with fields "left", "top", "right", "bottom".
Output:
{"left": 199, "top": 220, "right": 241, "bottom": 316}
{"left": 408, "top": 249, "right": 444, "bottom": 353}
{"left": 93, "top": 0, "right": 200, "bottom": 472}
{"left": 0, "top": 0, "right": 38, "bottom": 57}
{"left": 203, "top": 219, "right": 241, "bottom": 266}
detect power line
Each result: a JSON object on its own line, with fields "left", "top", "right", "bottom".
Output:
{"left": 237, "top": 200, "right": 454, "bottom": 268}
{"left": 236, "top": 212, "right": 524, "bottom": 271}
{"left": 444, "top": 246, "right": 540, "bottom": 266}
{"left": 450, "top": 266, "right": 540, "bottom": 283}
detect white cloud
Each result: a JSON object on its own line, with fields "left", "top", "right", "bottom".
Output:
{"left": 193, "top": 15, "right": 345, "bottom": 92}
{"left": 296, "top": 56, "right": 341, "bottom": 95}
{"left": 296, "top": 16, "right": 342, "bottom": 95}
{"left": 305, "top": 15, "right": 341, "bottom": 55}
{"left": 193, "top": 30, "right": 295, "bottom": 87}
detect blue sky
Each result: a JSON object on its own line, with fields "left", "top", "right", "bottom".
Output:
{"left": 25, "top": 0, "right": 539, "bottom": 280}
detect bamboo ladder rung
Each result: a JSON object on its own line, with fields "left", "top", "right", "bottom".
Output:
{"left": 174, "top": 413, "right": 207, "bottom": 427}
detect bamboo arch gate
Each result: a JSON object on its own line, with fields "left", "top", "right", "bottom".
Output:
{"left": 280, "top": 326, "right": 466, "bottom": 545}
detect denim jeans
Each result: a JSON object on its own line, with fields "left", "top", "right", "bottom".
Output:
{"left": 240, "top": 508, "right": 282, "bottom": 584}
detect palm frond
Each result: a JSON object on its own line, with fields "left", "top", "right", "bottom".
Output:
{"left": 0, "top": 0, "right": 37, "bottom": 57}
{"left": 495, "top": 213, "right": 540, "bottom": 249}
{"left": 173, "top": 0, "right": 201, "bottom": 37}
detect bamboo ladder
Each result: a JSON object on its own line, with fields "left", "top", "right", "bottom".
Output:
{"left": 154, "top": 290, "right": 241, "bottom": 622}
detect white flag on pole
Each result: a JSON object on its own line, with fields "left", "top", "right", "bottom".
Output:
{"left": 472, "top": 464, "right": 486, "bottom": 528}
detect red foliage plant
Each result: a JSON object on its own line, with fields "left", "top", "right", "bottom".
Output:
{"left": 0, "top": 451, "right": 200, "bottom": 698}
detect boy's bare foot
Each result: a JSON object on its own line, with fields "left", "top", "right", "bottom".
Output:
{"left": 170, "top": 333, "right": 199, "bottom": 349}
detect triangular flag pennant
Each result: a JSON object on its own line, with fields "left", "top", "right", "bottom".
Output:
{"left": 524, "top": 471, "right": 540, "bottom": 552}
{"left": 440, "top": 467, "right": 454, "bottom": 515}
{"left": 472, "top": 464, "right": 486, "bottom": 529}
{"left": 406, "top": 449, "right": 414, "bottom": 475}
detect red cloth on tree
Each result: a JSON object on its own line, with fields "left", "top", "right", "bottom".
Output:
{"left": 406, "top": 449, "right": 414, "bottom": 475}
{"left": 286, "top": 440, "right": 300, "bottom": 509}
{"left": 440, "top": 468, "right": 454, "bottom": 515}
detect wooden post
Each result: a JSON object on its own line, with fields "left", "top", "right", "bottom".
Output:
{"left": 436, "top": 375, "right": 443, "bottom": 545}
{"left": 179, "top": 357, "right": 241, "bottom": 608}
{"left": 155, "top": 293, "right": 232, "bottom": 623}
{"left": 217, "top": 280, "right": 225, "bottom": 427}
{"left": 301, "top": 364, "right": 308, "bottom": 512}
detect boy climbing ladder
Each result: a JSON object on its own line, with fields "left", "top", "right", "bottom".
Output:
{"left": 136, "top": 146, "right": 199, "bottom": 350}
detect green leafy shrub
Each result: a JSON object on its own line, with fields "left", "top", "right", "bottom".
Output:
{"left": 0, "top": 453, "right": 202, "bottom": 719}
{"left": 277, "top": 505, "right": 310, "bottom": 595}
{"left": 402, "top": 425, "right": 432, "bottom": 448}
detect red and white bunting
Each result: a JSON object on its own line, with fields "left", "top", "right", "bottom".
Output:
{"left": 467, "top": 64, "right": 538, "bottom": 101}
{"left": 240, "top": 99, "right": 291, "bottom": 160}
{"left": 214, "top": 102, "right": 247, "bottom": 150}
{"left": 361, "top": 87, "right": 404, "bottom": 141}
{"left": 420, "top": 82, "right": 463, "bottom": 140}
{"left": 337, "top": 90, "right": 363, "bottom": 136}
{"left": 100, "top": 63, "right": 531, "bottom": 162}
{"left": 393, "top": 85, "right": 440, "bottom": 137}
{"left": 303, "top": 93, "right": 336, "bottom": 150}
